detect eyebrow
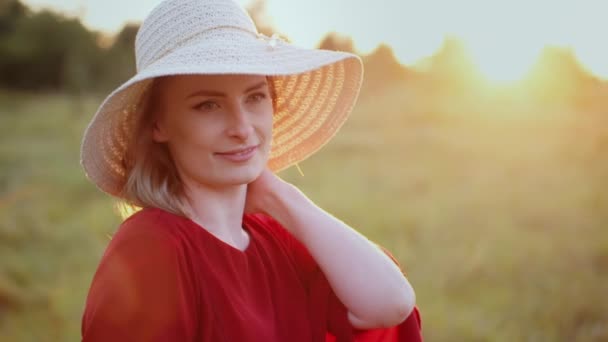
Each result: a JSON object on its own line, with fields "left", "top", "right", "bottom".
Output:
{"left": 186, "top": 81, "right": 268, "bottom": 99}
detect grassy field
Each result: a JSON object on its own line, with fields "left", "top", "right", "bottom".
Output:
{"left": 0, "top": 86, "right": 607, "bottom": 341}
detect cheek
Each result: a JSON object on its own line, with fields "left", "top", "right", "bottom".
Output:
{"left": 264, "top": 114, "right": 274, "bottom": 137}
{"left": 250, "top": 105, "right": 273, "bottom": 140}
{"left": 165, "top": 125, "right": 218, "bottom": 164}
{"left": 261, "top": 106, "right": 274, "bottom": 137}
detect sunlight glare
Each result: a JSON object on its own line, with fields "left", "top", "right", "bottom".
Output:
{"left": 463, "top": 38, "right": 543, "bottom": 83}
{"left": 446, "top": 0, "right": 547, "bottom": 83}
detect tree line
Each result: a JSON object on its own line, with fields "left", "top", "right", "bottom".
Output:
{"left": 0, "top": 0, "right": 137, "bottom": 93}
{"left": 5, "top": 0, "right": 600, "bottom": 101}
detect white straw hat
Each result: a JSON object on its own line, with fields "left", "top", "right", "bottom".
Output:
{"left": 80, "top": 0, "right": 363, "bottom": 197}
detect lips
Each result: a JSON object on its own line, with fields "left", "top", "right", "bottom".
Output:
{"left": 215, "top": 145, "right": 258, "bottom": 162}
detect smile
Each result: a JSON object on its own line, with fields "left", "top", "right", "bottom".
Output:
{"left": 215, "top": 145, "right": 258, "bottom": 162}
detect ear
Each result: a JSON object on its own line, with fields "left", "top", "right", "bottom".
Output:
{"left": 152, "top": 119, "right": 169, "bottom": 143}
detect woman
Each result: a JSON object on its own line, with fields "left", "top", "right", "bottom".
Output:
{"left": 80, "top": 0, "right": 422, "bottom": 341}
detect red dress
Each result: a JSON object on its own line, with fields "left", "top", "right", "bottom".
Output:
{"left": 81, "top": 207, "right": 422, "bottom": 341}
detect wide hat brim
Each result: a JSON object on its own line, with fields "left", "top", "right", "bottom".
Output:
{"left": 80, "top": 28, "right": 363, "bottom": 197}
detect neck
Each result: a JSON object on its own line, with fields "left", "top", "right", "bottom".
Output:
{"left": 183, "top": 179, "right": 248, "bottom": 241}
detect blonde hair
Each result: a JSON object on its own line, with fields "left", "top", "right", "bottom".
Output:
{"left": 119, "top": 76, "right": 277, "bottom": 218}
{"left": 119, "top": 77, "right": 189, "bottom": 217}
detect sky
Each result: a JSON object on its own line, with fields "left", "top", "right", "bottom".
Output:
{"left": 22, "top": 0, "right": 608, "bottom": 81}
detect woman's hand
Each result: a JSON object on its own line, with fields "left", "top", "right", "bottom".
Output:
{"left": 244, "top": 168, "right": 291, "bottom": 217}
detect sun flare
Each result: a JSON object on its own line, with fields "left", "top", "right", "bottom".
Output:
{"left": 462, "top": 39, "right": 543, "bottom": 84}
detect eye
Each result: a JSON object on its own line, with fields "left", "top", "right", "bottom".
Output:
{"left": 248, "top": 92, "right": 268, "bottom": 103}
{"left": 194, "top": 100, "right": 219, "bottom": 111}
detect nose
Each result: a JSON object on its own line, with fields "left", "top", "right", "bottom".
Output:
{"left": 225, "top": 104, "right": 254, "bottom": 141}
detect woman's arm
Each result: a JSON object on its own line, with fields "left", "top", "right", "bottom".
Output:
{"left": 246, "top": 170, "right": 416, "bottom": 329}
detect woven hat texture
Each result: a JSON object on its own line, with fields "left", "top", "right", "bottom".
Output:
{"left": 80, "top": 0, "right": 363, "bottom": 197}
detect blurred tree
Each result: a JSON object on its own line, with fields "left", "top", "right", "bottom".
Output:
{"left": 417, "top": 36, "right": 484, "bottom": 96}
{"left": 361, "top": 44, "right": 412, "bottom": 94}
{"left": 318, "top": 32, "right": 355, "bottom": 53}
{"left": 97, "top": 23, "right": 138, "bottom": 90}
{"left": 0, "top": 6, "right": 102, "bottom": 91}
{"left": 525, "top": 46, "right": 602, "bottom": 106}
{"left": 60, "top": 17, "right": 105, "bottom": 93}
{"left": 0, "top": 0, "right": 119, "bottom": 93}
{"left": 0, "top": 0, "right": 28, "bottom": 34}
{"left": 246, "top": 0, "right": 275, "bottom": 37}
{"left": 1, "top": 10, "right": 66, "bottom": 89}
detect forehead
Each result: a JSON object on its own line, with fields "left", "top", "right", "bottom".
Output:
{"left": 158, "top": 74, "right": 268, "bottom": 96}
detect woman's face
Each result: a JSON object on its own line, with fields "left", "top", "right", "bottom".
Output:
{"left": 152, "top": 74, "right": 274, "bottom": 189}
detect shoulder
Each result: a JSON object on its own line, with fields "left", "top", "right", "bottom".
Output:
{"left": 92, "top": 209, "right": 194, "bottom": 291}
{"left": 119, "top": 207, "right": 172, "bottom": 235}
{"left": 103, "top": 207, "right": 183, "bottom": 259}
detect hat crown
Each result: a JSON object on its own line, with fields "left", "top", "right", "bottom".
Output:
{"left": 135, "top": 0, "right": 257, "bottom": 71}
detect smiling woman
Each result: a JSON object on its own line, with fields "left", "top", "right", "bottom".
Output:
{"left": 79, "top": 0, "right": 422, "bottom": 341}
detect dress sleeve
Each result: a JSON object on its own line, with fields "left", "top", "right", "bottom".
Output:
{"left": 81, "top": 228, "right": 198, "bottom": 342}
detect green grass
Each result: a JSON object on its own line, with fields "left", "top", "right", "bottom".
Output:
{"left": 1, "top": 87, "right": 607, "bottom": 341}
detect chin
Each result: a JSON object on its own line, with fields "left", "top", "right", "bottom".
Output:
{"left": 220, "top": 163, "right": 265, "bottom": 186}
